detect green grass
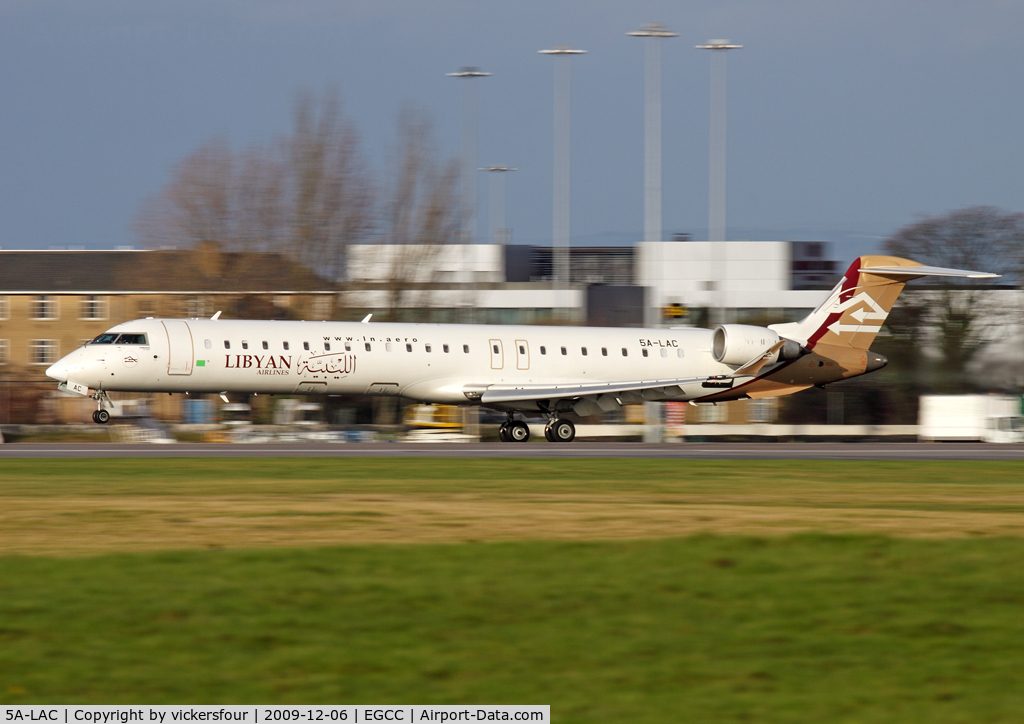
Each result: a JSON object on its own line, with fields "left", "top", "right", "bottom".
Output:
{"left": 2, "top": 458, "right": 1023, "bottom": 496}
{"left": 2, "top": 458, "right": 1024, "bottom": 719}
{"left": 2, "top": 536, "right": 1024, "bottom": 721}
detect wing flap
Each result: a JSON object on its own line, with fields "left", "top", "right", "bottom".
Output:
{"left": 476, "top": 377, "right": 705, "bottom": 404}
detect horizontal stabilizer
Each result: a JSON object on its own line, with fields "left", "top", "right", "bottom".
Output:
{"left": 859, "top": 265, "right": 999, "bottom": 279}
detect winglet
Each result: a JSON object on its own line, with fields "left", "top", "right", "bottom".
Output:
{"left": 211, "top": 311, "right": 222, "bottom": 320}
{"left": 361, "top": 314, "right": 373, "bottom": 323}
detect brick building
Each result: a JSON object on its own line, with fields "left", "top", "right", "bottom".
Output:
{"left": 0, "top": 248, "right": 336, "bottom": 423}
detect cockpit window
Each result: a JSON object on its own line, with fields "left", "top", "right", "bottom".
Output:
{"left": 114, "top": 333, "right": 148, "bottom": 345}
{"left": 90, "top": 333, "right": 119, "bottom": 345}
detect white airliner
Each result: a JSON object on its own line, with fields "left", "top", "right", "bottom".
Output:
{"left": 45, "top": 255, "right": 995, "bottom": 442}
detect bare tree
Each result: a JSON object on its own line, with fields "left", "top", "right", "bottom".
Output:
{"left": 883, "top": 206, "right": 1024, "bottom": 386}
{"left": 134, "top": 89, "right": 375, "bottom": 283}
{"left": 287, "top": 89, "right": 375, "bottom": 280}
{"left": 134, "top": 138, "right": 236, "bottom": 251}
{"left": 378, "top": 108, "right": 459, "bottom": 320}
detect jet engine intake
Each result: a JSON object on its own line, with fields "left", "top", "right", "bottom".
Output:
{"left": 712, "top": 324, "right": 803, "bottom": 367}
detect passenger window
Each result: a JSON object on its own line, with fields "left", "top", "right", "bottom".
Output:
{"left": 443, "top": 344, "right": 449, "bottom": 353}
{"left": 540, "top": 346, "right": 546, "bottom": 355}
{"left": 601, "top": 347, "right": 607, "bottom": 356}
{"left": 642, "top": 349, "right": 649, "bottom": 358}
{"left": 425, "top": 344, "right": 432, "bottom": 353}
{"left": 519, "top": 345, "right": 525, "bottom": 354}
{"left": 492, "top": 344, "right": 499, "bottom": 354}
{"left": 303, "top": 342, "right": 310, "bottom": 351}
{"left": 344, "top": 343, "right": 351, "bottom": 351}
{"left": 204, "top": 339, "right": 212, "bottom": 350}
{"left": 325, "top": 342, "right": 331, "bottom": 351}
{"left": 283, "top": 342, "right": 290, "bottom": 351}
{"left": 365, "top": 343, "right": 371, "bottom": 351}
{"left": 581, "top": 347, "right": 588, "bottom": 356}
{"left": 661, "top": 348, "right": 668, "bottom": 358}
{"left": 561, "top": 347, "right": 567, "bottom": 355}
{"left": 677, "top": 349, "right": 684, "bottom": 358}
{"left": 242, "top": 341, "right": 249, "bottom": 350}
{"left": 463, "top": 345, "right": 469, "bottom": 353}
{"left": 407, "top": 343, "right": 413, "bottom": 352}
{"left": 622, "top": 348, "right": 628, "bottom": 357}
{"left": 225, "top": 341, "right": 231, "bottom": 350}
{"left": 386, "top": 342, "right": 392, "bottom": 352}
{"left": 262, "top": 341, "right": 269, "bottom": 350}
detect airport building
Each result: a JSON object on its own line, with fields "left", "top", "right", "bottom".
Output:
{"left": 344, "top": 239, "right": 839, "bottom": 327}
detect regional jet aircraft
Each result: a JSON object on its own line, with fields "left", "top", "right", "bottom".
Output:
{"left": 45, "top": 256, "right": 995, "bottom": 442}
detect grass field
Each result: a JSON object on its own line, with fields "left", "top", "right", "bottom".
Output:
{"left": 2, "top": 459, "right": 1024, "bottom": 721}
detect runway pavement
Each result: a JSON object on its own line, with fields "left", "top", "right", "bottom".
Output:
{"left": 2, "top": 442, "right": 1024, "bottom": 460}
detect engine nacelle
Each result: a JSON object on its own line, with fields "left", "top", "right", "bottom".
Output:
{"left": 712, "top": 324, "right": 803, "bottom": 367}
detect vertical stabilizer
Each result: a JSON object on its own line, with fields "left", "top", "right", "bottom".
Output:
{"left": 769, "top": 255, "right": 997, "bottom": 351}
{"left": 769, "top": 256, "right": 920, "bottom": 351}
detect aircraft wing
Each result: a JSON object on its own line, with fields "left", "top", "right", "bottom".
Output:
{"left": 473, "top": 376, "right": 708, "bottom": 404}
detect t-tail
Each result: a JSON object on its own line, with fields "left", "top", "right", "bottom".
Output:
{"left": 768, "top": 255, "right": 998, "bottom": 352}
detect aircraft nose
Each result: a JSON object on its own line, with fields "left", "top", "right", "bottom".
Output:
{"left": 46, "top": 359, "right": 68, "bottom": 381}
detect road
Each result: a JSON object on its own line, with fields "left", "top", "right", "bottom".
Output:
{"left": 2, "top": 442, "right": 1024, "bottom": 460}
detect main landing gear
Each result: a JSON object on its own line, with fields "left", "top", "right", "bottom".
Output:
{"left": 544, "top": 417, "right": 576, "bottom": 443}
{"left": 497, "top": 413, "right": 576, "bottom": 443}
{"left": 498, "top": 413, "right": 531, "bottom": 443}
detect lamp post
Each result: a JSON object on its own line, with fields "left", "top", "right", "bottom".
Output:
{"left": 446, "top": 67, "right": 491, "bottom": 248}
{"left": 628, "top": 23, "right": 677, "bottom": 246}
{"left": 696, "top": 39, "right": 741, "bottom": 325}
{"left": 480, "top": 166, "right": 517, "bottom": 245}
{"left": 447, "top": 67, "right": 491, "bottom": 324}
{"left": 539, "top": 46, "right": 585, "bottom": 319}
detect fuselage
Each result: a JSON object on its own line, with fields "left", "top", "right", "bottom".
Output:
{"left": 47, "top": 317, "right": 817, "bottom": 408}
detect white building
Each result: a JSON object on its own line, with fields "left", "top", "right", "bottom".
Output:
{"left": 635, "top": 240, "right": 835, "bottom": 314}
{"left": 344, "top": 240, "right": 839, "bottom": 327}
{"left": 344, "top": 244, "right": 583, "bottom": 323}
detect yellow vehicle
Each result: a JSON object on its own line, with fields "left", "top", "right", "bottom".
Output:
{"left": 403, "top": 404, "right": 463, "bottom": 429}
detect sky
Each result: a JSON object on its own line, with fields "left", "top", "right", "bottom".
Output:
{"left": 1, "top": 0, "right": 1023, "bottom": 262}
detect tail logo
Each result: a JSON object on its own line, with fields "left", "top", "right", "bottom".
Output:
{"left": 823, "top": 289, "right": 888, "bottom": 338}
{"left": 824, "top": 290, "right": 886, "bottom": 319}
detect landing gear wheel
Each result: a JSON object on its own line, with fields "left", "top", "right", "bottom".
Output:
{"left": 544, "top": 425, "right": 555, "bottom": 442}
{"left": 95, "top": 409, "right": 110, "bottom": 424}
{"left": 549, "top": 418, "right": 575, "bottom": 443}
{"left": 498, "top": 424, "right": 510, "bottom": 442}
{"left": 508, "top": 421, "right": 530, "bottom": 443}
{"left": 91, "top": 411, "right": 100, "bottom": 424}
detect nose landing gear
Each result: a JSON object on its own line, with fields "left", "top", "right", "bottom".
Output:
{"left": 90, "top": 390, "right": 113, "bottom": 424}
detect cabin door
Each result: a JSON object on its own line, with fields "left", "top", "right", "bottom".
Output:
{"left": 515, "top": 339, "right": 530, "bottom": 370}
{"left": 162, "top": 320, "right": 194, "bottom": 376}
{"left": 489, "top": 339, "right": 504, "bottom": 370}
